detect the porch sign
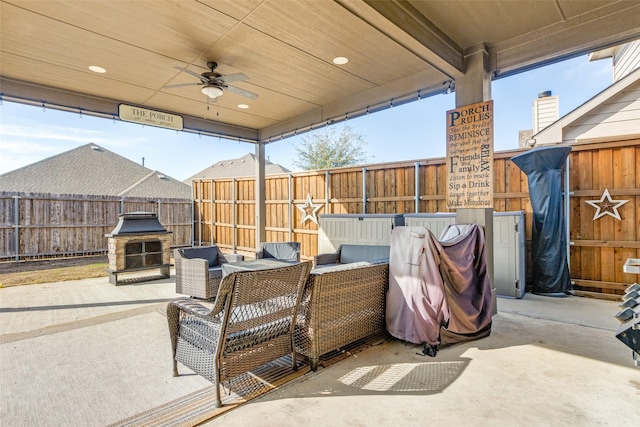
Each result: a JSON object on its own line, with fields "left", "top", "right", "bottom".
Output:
{"left": 446, "top": 100, "right": 494, "bottom": 209}
{"left": 119, "top": 104, "right": 183, "bottom": 130}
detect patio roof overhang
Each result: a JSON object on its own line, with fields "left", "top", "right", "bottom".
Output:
{"left": 1, "top": 0, "right": 639, "bottom": 143}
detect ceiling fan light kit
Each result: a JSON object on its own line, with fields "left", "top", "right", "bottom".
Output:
{"left": 167, "top": 61, "right": 258, "bottom": 101}
{"left": 201, "top": 85, "right": 224, "bottom": 98}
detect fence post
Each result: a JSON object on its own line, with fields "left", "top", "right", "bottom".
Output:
{"left": 415, "top": 162, "right": 420, "bottom": 213}
{"left": 190, "top": 183, "right": 195, "bottom": 246}
{"left": 325, "top": 171, "right": 330, "bottom": 214}
{"left": 288, "top": 173, "right": 293, "bottom": 241}
{"left": 362, "top": 167, "right": 367, "bottom": 214}
{"left": 13, "top": 196, "right": 19, "bottom": 262}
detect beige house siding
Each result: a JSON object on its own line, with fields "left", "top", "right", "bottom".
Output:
{"left": 614, "top": 40, "right": 640, "bottom": 82}
{"left": 533, "top": 68, "right": 640, "bottom": 146}
{"left": 563, "top": 83, "right": 640, "bottom": 143}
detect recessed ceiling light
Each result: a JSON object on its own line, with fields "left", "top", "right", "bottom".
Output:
{"left": 333, "top": 56, "right": 348, "bottom": 65}
{"left": 89, "top": 65, "right": 106, "bottom": 73}
{"left": 238, "top": 104, "right": 249, "bottom": 109}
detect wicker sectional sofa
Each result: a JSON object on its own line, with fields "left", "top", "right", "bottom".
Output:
{"left": 312, "top": 244, "right": 390, "bottom": 267}
{"left": 294, "top": 245, "right": 390, "bottom": 370}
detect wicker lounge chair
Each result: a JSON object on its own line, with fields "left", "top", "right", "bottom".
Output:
{"left": 167, "top": 261, "right": 312, "bottom": 408}
{"left": 256, "top": 241, "right": 301, "bottom": 262}
{"left": 174, "top": 245, "right": 244, "bottom": 299}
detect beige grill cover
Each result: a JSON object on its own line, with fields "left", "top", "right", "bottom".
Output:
{"left": 386, "top": 226, "right": 449, "bottom": 345}
{"left": 386, "top": 224, "right": 492, "bottom": 346}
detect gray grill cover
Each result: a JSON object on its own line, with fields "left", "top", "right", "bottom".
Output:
{"left": 511, "top": 146, "right": 571, "bottom": 296}
{"left": 438, "top": 224, "right": 493, "bottom": 344}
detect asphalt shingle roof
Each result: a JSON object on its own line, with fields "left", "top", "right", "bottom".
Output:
{"left": 183, "top": 153, "right": 290, "bottom": 183}
{"left": 0, "top": 143, "right": 191, "bottom": 199}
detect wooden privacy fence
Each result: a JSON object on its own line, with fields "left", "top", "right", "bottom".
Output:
{"left": 193, "top": 149, "right": 530, "bottom": 255}
{"left": 568, "top": 140, "right": 640, "bottom": 298}
{"left": 193, "top": 139, "right": 639, "bottom": 299}
{"left": 0, "top": 192, "right": 193, "bottom": 261}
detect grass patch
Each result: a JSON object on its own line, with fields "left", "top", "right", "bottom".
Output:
{"left": 0, "top": 263, "right": 109, "bottom": 287}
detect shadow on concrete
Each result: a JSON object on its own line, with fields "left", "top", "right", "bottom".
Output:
{"left": 0, "top": 298, "right": 173, "bottom": 313}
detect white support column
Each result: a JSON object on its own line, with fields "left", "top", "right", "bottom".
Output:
{"left": 454, "top": 43, "right": 496, "bottom": 314}
{"left": 414, "top": 162, "right": 420, "bottom": 213}
{"left": 255, "top": 143, "right": 266, "bottom": 252}
{"left": 232, "top": 178, "right": 237, "bottom": 251}
{"left": 455, "top": 44, "right": 492, "bottom": 108}
{"left": 288, "top": 173, "right": 293, "bottom": 241}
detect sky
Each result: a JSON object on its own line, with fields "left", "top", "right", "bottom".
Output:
{"left": 0, "top": 55, "right": 613, "bottom": 182}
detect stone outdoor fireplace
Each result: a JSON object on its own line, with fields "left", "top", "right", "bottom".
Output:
{"left": 106, "top": 212, "right": 172, "bottom": 285}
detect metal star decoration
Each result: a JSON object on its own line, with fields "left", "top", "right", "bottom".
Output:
{"left": 296, "top": 193, "right": 323, "bottom": 224}
{"left": 585, "top": 188, "right": 628, "bottom": 221}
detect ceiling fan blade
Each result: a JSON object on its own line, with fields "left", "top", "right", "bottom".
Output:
{"left": 174, "top": 66, "right": 208, "bottom": 82}
{"left": 164, "top": 82, "right": 202, "bottom": 89}
{"left": 225, "top": 84, "right": 259, "bottom": 100}
{"left": 217, "top": 72, "right": 249, "bottom": 84}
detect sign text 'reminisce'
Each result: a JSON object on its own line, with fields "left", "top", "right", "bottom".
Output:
{"left": 445, "top": 100, "right": 494, "bottom": 209}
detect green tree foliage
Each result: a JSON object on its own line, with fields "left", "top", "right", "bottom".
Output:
{"left": 292, "top": 126, "right": 371, "bottom": 170}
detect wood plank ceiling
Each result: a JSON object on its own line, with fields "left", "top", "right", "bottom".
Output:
{"left": 1, "top": 0, "right": 639, "bottom": 143}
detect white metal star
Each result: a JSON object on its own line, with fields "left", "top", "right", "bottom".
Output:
{"left": 296, "top": 193, "right": 323, "bottom": 224}
{"left": 585, "top": 188, "right": 628, "bottom": 221}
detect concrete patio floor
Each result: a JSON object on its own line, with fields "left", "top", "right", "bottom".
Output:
{"left": 1, "top": 272, "right": 638, "bottom": 426}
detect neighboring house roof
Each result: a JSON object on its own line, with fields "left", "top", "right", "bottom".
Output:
{"left": 532, "top": 67, "right": 640, "bottom": 146}
{"left": 0, "top": 143, "right": 191, "bottom": 199}
{"left": 183, "top": 153, "right": 290, "bottom": 183}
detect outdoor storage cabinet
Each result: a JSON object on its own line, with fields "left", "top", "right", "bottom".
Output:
{"left": 492, "top": 211, "right": 526, "bottom": 298}
{"left": 317, "top": 214, "right": 404, "bottom": 254}
{"left": 403, "top": 211, "right": 526, "bottom": 298}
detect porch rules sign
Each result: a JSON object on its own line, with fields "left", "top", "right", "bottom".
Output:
{"left": 446, "top": 100, "right": 494, "bottom": 209}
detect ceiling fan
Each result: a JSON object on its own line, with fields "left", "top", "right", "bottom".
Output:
{"left": 166, "top": 61, "right": 258, "bottom": 100}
